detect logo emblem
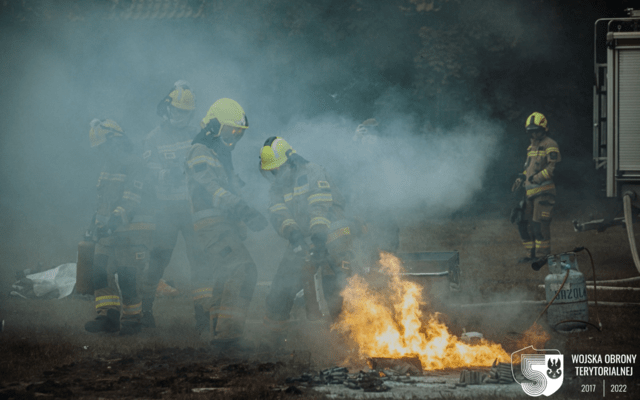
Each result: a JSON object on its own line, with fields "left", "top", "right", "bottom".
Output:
{"left": 512, "top": 346, "right": 563, "bottom": 397}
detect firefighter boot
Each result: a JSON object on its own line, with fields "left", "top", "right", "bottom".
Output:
{"left": 531, "top": 221, "right": 551, "bottom": 270}
{"left": 531, "top": 257, "right": 548, "bottom": 271}
{"left": 85, "top": 309, "right": 120, "bottom": 333}
{"left": 118, "top": 267, "right": 142, "bottom": 336}
{"left": 85, "top": 287, "right": 121, "bottom": 333}
{"left": 517, "top": 246, "right": 535, "bottom": 264}
{"left": 141, "top": 297, "right": 156, "bottom": 328}
{"left": 156, "top": 279, "right": 179, "bottom": 297}
{"left": 120, "top": 301, "right": 143, "bottom": 336}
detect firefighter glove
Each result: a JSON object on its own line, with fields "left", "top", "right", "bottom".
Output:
{"left": 95, "top": 223, "right": 110, "bottom": 239}
{"left": 527, "top": 174, "right": 535, "bottom": 183}
{"left": 288, "top": 229, "right": 308, "bottom": 254}
{"left": 511, "top": 174, "right": 526, "bottom": 192}
{"left": 235, "top": 201, "right": 268, "bottom": 232}
{"left": 107, "top": 214, "right": 123, "bottom": 232}
{"left": 310, "top": 231, "right": 328, "bottom": 260}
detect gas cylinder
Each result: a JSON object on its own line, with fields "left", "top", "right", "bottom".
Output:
{"left": 544, "top": 252, "right": 589, "bottom": 332}
{"left": 76, "top": 241, "right": 95, "bottom": 295}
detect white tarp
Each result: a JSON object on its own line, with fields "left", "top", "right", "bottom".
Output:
{"left": 26, "top": 263, "right": 77, "bottom": 299}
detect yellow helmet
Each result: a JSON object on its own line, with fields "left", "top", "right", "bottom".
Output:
{"left": 156, "top": 80, "right": 196, "bottom": 126}
{"left": 200, "top": 98, "right": 249, "bottom": 131}
{"left": 89, "top": 118, "right": 124, "bottom": 148}
{"left": 199, "top": 98, "right": 249, "bottom": 148}
{"left": 260, "top": 136, "right": 296, "bottom": 171}
{"left": 525, "top": 112, "right": 548, "bottom": 132}
{"left": 167, "top": 80, "right": 196, "bottom": 110}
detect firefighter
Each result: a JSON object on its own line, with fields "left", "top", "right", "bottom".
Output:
{"left": 141, "top": 80, "right": 208, "bottom": 329}
{"left": 511, "top": 112, "right": 561, "bottom": 265}
{"left": 259, "top": 137, "right": 361, "bottom": 350}
{"left": 184, "top": 98, "right": 267, "bottom": 352}
{"left": 84, "top": 119, "right": 155, "bottom": 335}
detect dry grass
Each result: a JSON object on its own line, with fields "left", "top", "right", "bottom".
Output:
{"left": 0, "top": 335, "right": 80, "bottom": 382}
{"left": 1, "top": 203, "right": 639, "bottom": 399}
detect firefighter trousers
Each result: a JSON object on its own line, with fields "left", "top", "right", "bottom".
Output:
{"left": 142, "top": 201, "right": 207, "bottom": 308}
{"left": 192, "top": 218, "right": 257, "bottom": 343}
{"left": 265, "top": 246, "right": 345, "bottom": 324}
{"left": 91, "top": 229, "right": 151, "bottom": 322}
{"left": 517, "top": 193, "right": 555, "bottom": 258}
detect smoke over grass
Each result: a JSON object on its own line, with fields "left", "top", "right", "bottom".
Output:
{"left": 0, "top": 0, "right": 616, "bottom": 283}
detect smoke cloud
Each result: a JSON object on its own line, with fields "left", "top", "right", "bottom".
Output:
{"left": 272, "top": 112, "right": 501, "bottom": 221}
{"left": 1, "top": 0, "right": 583, "bottom": 285}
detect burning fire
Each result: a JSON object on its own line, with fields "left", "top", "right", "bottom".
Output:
{"left": 333, "top": 252, "right": 509, "bottom": 370}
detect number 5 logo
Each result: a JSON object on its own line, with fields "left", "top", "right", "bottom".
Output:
{"left": 512, "top": 346, "right": 564, "bottom": 397}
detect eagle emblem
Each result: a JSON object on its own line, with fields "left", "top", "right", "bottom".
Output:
{"left": 547, "top": 357, "right": 562, "bottom": 379}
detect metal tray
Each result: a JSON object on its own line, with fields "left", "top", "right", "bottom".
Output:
{"left": 397, "top": 251, "right": 460, "bottom": 287}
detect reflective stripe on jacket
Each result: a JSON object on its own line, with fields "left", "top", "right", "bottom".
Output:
{"left": 523, "top": 136, "right": 561, "bottom": 198}
{"left": 268, "top": 162, "right": 346, "bottom": 239}
{"left": 95, "top": 151, "right": 154, "bottom": 230}
{"left": 143, "top": 123, "right": 199, "bottom": 202}
{"left": 184, "top": 143, "right": 244, "bottom": 219}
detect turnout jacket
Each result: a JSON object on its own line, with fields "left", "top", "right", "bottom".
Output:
{"left": 523, "top": 135, "right": 561, "bottom": 199}
{"left": 184, "top": 142, "right": 245, "bottom": 223}
{"left": 268, "top": 162, "right": 346, "bottom": 240}
{"left": 95, "top": 149, "right": 154, "bottom": 232}
{"left": 142, "top": 122, "right": 199, "bottom": 202}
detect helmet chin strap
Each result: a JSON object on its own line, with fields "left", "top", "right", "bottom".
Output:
{"left": 220, "top": 138, "right": 236, "bottom": 149}
{"left": 219, "top": 129, "right": 234, "bottom": 146}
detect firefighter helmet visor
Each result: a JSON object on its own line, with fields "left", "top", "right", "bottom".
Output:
{"left": 219, "top": 125, "right": 246, "bottom": 148}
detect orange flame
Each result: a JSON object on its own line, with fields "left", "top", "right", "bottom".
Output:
{"left": 332, "top": 252, "right": 509, "bottom": 370}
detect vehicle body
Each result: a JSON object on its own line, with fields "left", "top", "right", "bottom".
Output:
{"left": 592, "top": 9, "right": 640, "bottom": 203}
{"left": 575, "top": 8, "right": 640, "bottom": 272}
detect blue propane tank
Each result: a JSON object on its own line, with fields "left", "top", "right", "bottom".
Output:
{"left": 544, "top": 252, "right": 589, "bottom": 332}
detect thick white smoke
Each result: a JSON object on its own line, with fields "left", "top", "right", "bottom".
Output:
{"left": 0, "top": 1, "right": 536, "bottom": 284}
{"left": 272, "top": 113, "right": 502, "bottom": 221}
